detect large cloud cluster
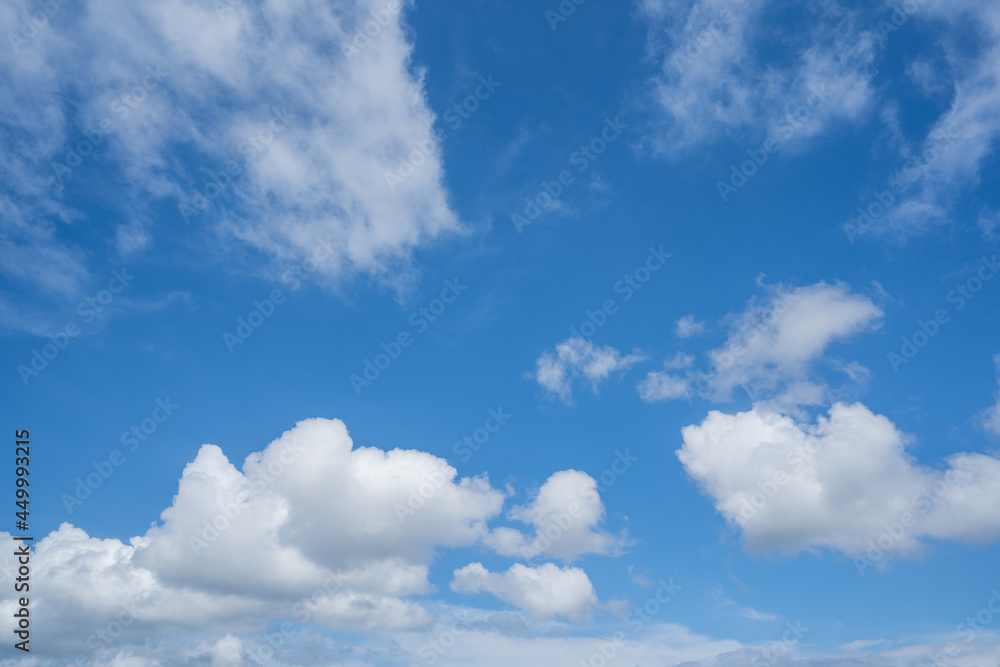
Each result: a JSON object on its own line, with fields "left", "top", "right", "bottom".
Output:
{"left": 0, "top": 418, "right": 621, "bottom": 661}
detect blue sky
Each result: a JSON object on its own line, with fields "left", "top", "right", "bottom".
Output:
{"left": 2, "top": 0, "right": 1000, "bottom": 664}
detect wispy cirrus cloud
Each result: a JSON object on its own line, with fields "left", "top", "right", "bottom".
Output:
{"left": 848, "top": 0, "right": 1000, "bottom": 240}
{"left": 0, "top": 0, "right": 461, "bottom": 325}
{"left": 639, "top": 0, "right": 877, "bottom": 156}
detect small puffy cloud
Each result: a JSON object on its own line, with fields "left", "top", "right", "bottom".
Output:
{"left": 639, "top": 353, "right": 695, "bottom": 401}
{"left": 450, "top": 562, "right": 598, "bottom": 620}
{"left": 675, "top": 315, "right": 705, "bottom": 338}
{"left": 677, "top": 402, "right": 1000, "bottom": 562}
{"left": 485, "top": 470, "right": 627, "bottom": 561}
{"left": 535, "top": 338, "right": 644, "bottom": 404}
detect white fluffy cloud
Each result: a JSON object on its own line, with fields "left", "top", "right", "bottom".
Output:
{"left": 0, "top": 0, "right": 459, "bottom": 317}
{"left": 639, "top": 0, "right": 876, "bottom": 155}
{"left": 450, "top": 562, "right": 598, "bottom": 620}
{"left": 704, "top": 282, "right": 882, "bottom": 400}
{"left": 535, "top": 337, "right": 644, "bottom": 404}
{"left": 677, "top": 402, "right": 1000, "bottom": 561}
{"left": 640, "top": 282, "right": 882, "bottom": 406}
{"left": 485, "top": 470, "right": 627, "bottom": 561}
{"left": 130, "top": 418, "right": 508, "bottom": 605}
{"left": 0, "top": 418, "right": 526, "bottom": 658}
{"left": 1, "top": 409, "right": 997, "bottom": 662}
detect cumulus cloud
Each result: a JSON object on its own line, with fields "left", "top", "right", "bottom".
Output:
{"left": 0, "top": 0, "right": 459, "bottom": 310}
{"left": 535, "top": 337, "right": 644, "bottom": 404}
{"left": 450, "top": 562, "right": 598, "bottom": 620}
{"left": 131, "top": 419, "right": 507, "bottom": 601}
{"left": 0, "top": 415, "right": 682, "bottom": 667}
{"left": 677, "top": 402, "right": 1000, "bottom": 561}
{"left": 639, "top": 0, "right": 876, "bottom": 155}
{"left": 0, "top": 418, "right": 515, "bottom": 658}
{"left": 0, "top": 417, "right": 646, "bottom": 662}
{"left": 484, "top": 470, "right": 628, "bottom": 561}
{"left": 640, "top": 282, "right": 882, "bottom": 407}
